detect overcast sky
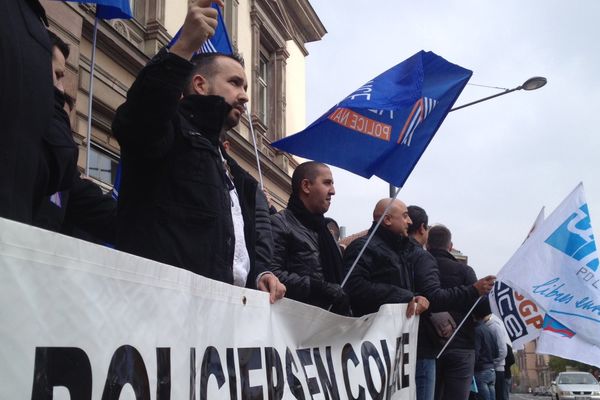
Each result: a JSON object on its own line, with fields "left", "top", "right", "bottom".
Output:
{"left": 303, "top": 0, "right": 600, "bottom": 278}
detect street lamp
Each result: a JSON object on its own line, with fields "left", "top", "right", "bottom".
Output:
{"left": 450, "top": 76, "right": 547, "bottom": 112}
{"left": 388, "top": 76, "right": 548, "bottom": 197}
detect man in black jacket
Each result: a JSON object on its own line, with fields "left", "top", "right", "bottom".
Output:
{"left": 0, "top": 0, "right": 78, "bottom": 224}
{"left": 427, "top": 224, "right": 485, "bottom": 400}
{"left": 270, "top": 161, "right": 350, "bottom": 314}
{"left": 112, "top": 0, "right": 284, "bottom": 302}
{"left": 407, "top": 206, "right": 496, "bottom": 400}
{"left": 33, "top": 31, "right": 116, "bottom": 244}
{"left": 344, "top": 198, "right": 430, "bottom": 318}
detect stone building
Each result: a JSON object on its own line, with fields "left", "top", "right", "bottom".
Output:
{"left": 42, "top": 0, "right": 326, "bottom": 208}
{"left": 514, "top": 340, "right": 551, "bottom": 392}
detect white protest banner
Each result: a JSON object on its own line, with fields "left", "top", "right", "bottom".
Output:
{"left": 490, "top": 208, "right": 546, "bottom": 350}
{"left": 0, "top": 217, "right": 418, "bottom": 400}
{"left": 496, "top": 183, "right": 600, "bottom": 347}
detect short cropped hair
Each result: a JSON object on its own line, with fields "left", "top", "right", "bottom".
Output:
{"left": 291, "top": 161, "right": 328, "bottom": 195}
{"left": 184, "top": 52, "right": 244, "bottom": 94}
{"left": 407, "top": 205, "right": 428, "bottom": 235}
{"left": 427, "top": 225, "right": 452, "bottom": 250}
{"left": 48, "top": 30, "right": 70, "bottom": 59}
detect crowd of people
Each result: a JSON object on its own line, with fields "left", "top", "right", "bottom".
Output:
{"left": 1, "top": 0, "right": 513, "bottom": 399}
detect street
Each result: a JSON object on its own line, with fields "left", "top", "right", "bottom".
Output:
{"left": 510, "top": 394, "right": 552, "bottom": 400}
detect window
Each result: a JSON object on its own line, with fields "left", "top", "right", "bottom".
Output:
{"left": 89, "top": 146, "right": 119, "bottom": 186}
{"left": 257, "top": 52, "right": 270, "bottom": 123}
{"left": 250, "top": 1, "right": 289, "bottom": 141}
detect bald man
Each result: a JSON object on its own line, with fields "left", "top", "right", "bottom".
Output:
{"left": 343, "top": 198, "right": 430, "bottom": 318}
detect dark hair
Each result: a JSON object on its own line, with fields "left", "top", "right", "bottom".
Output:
{"left": 291, "top": 161, "right": 328, "bottom": 195}
{"left": 407, "top": 205, "right": 428, "bottom": 235}
{"left": 47, "top": 30, "right": 70, "bottom": 59}
{"left": 185, "top": 52, "right": 244, "bottom": 93}
{"left": 427, "top": 225, "right": 452, "bottom": 250}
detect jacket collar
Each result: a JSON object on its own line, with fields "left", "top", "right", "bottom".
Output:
{"left": 179, "top": 94, "right": 232, "bottom": 146}
{"left": 370, "top": 222, "right": 410, "bottom": 251}
{"left": 428, "top": 248, "right": 457, "bottom": 261}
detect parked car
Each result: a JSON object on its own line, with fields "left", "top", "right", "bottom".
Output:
{"left": 550, "top": 371, "right": 600, "bottom": 400}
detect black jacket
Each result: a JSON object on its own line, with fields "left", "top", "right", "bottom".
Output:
{"left": 33, "top": 176, "right": 117, "bottom": 244}
{"left": 270, "top": 208, "right": 341, "bottom": 305}
{"left": 343, "top": 225, "right": 415, "bottom": 317}
{"left": 409, "top": 239, "right": 479, "bottom": 358}
{"left": 0, "top": 0, "right": 53, "bottom": 223}
{"left": 112, "top": 50, "right": 265, "bottom": 288}
{"left": 429, "top": 248, "right": 479, "bottom": 351}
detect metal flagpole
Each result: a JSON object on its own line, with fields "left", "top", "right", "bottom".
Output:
{"left": 436, "top": 296, "right": 483, "bottom": 359}
{"left": 85, "top": 16, "right": 99, "bottom": 176}
{"left": 340, "top": 185, "right": 403, "bottom": 288}
{"left": 245, "top": 105, "right": 264, "bottom": 189}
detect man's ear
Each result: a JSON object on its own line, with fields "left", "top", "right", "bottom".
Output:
{"left": 300, "top": 178, "right": 311, "bottom": 195}
{"left": 382, "top": 214, "right": 392, "bottom": 227}
{"left": 191, "top": 73, "right": 209, "bottom": 95}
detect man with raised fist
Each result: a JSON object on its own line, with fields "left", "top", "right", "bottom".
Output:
{"left": 113, "top": 0, "right": 285, "bottom": 303}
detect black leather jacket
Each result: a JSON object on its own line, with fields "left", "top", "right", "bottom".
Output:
{"left": 270, "top": 208, "right": 339, "bottom": 304}
{"left": 410, "top": 239, "right": 480, "bottom": 358}
{"left": 343, "top": 225, "right": 416, "bottom": 317}
{"left": 113, "top": 50, "right": 265, "bottom": 287}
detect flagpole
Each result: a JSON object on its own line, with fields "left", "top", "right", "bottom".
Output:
{"left": 245, "top": 106, "right": 264, "bottom": 189}
{"left": 436, "top": 296, "right": 483, "bottom": 359}
{"left": 340, "top": 185, "right": 403, "bottom": 288}
{"left": 85, "top": 15, "right": 99, "bottom": 176}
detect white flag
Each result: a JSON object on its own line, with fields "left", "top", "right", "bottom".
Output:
{"left": 490, "top": 208, "right": 546, "bottom": 350}
{"left": 496, "top": 183, "right": 600, "bottom": 347}
{"left": 537, "top": 315, "right": 600, "bottom": 369}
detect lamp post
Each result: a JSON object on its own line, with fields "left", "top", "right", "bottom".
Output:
{"left": 450, "top": 76, "right": 547, "bottom": 112}
{"left": 388, "top": 76, "right": 547, "bottom": 197}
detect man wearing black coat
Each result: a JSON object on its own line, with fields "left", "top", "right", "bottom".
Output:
{"left": 33, "top": 31, "right": 116, "bottom": 244}
{"left": 270, "top": 161, "right": 349, "bottom": 314}
{"left": 112, "top": 0, "right": 284, "bottom": 302}
{"left": 0, "top": 0, "right": 70, "bottom": 223}
{"left": 407, "top": 206, "right": 496, "bottom": 400}
{"left": 344, "top": 198, "right": 430, "bottom": 318}
{"left": 427, "top": 224, "right": 485, "bottom": 400}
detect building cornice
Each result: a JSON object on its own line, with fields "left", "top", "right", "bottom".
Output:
{"left": 254, "top": 0, "right": 326, "bottom": 54}
{"left": 283, "top": 0, "right": 327, "bottom": 43}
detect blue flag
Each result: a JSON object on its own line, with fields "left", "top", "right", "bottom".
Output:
{"left": 95, "top": 0, "right": 132, "bottom": 20}
{"left": 60, "top": 0, "right": 132, "bottom": 20}
{"left": 272, "top": 51, "right": 472, "bottom": 186}
{"left": 168, "top": 4, "right": 233, "bottom": 55}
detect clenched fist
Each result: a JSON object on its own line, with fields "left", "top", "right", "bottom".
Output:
{"left": 170, "top": 0, "right": 224, "bottom": 60}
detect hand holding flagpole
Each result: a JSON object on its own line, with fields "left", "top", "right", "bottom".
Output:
{"left": 170, "top": 0, "right": 221, "bottom": 60}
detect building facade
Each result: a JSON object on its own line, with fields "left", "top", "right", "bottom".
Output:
{"left": 515, "top": 340, "right": 551, "bottom": 392}
{"left": 42, "top": 0, "right": 325, "bottom": 208}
